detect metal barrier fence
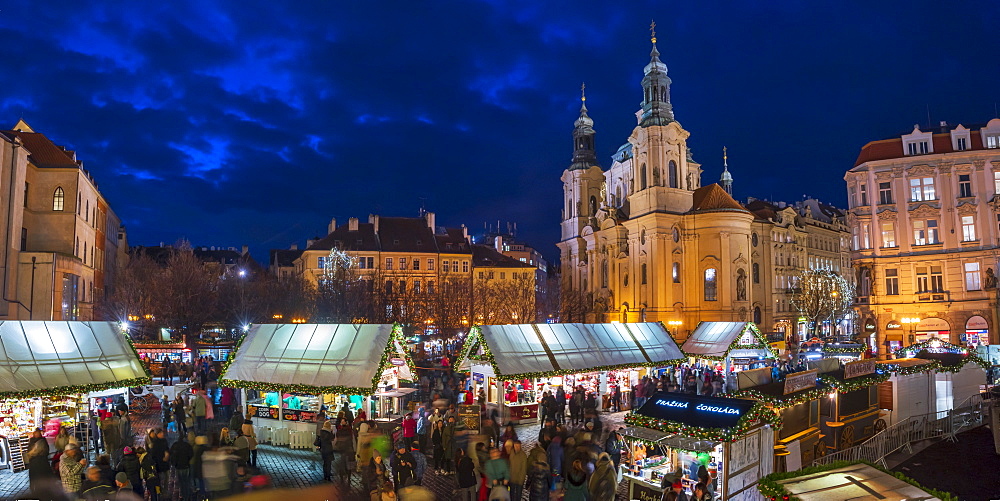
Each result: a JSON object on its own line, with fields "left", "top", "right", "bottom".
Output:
{"left": 811, "top": 392, "right": 988, "bottom": 468}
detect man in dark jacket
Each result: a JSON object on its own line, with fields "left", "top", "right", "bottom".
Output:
{"left": 80, "top": 466, "right": 116, "bottom": 501}
{"left": 117, "top": 446, "right": 143, "bottom": 498}
{"left": 170, "top": 435, "right": 195, "bottom": 501}
{"left": 149, "top": 429, "right": 170, "bottom": 496}
{"left": 316, "top": 422, "right": 335, "bottom": 481}
{"left": 390, "top": 443, "right": 416, "bottom": 491}
{"left": 454, "top": 447, "right": 477, "bottom": 501}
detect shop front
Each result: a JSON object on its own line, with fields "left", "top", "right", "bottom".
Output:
{"left": 0, "top": 321, "right": 150, "bottom": 473}
{"left": 964, "top": 315, "right": 990, "bottom": 348}
{"left": 915, "top": 317, "right": 950, "bottom": 344}
{"left": 622, "top": 392, "right": 777, "bottom": 501}
{"left": 456, "top": 323, "right": 685, "bottom": 424}
{"left": 882, "top": 320, "right": 904, "bottom": 356}
{"left": 681, "top": 322, "right": 778, "bottom": 392}
{"left": 220, "top": 323, "right": 416, "bottom": 437}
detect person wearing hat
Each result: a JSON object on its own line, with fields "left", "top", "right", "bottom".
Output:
{"left": 60, "top": 444, "right": 87, "bottom": 496}
{"left": 390, "top": 443, "right": 415, "bottom": 491}
{"left": 114, "top": 472, "right": 135, "bottom": 500}
{"left": 117, "top": 446, "right": 143, "bottom": 497}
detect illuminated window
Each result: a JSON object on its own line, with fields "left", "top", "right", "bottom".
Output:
{"left": 915, "top": 266, "right": 929, "bottom": 292}
{"left": 962, "top": 216, "right": 976, "bottom": 241}
{"left": 912, "top": 219, "right": 938, "bottom": 245}
{"left": 930, "top": 266, "right": 943, "bottom": 292}
{"left": 52, "top": 187, "right": 64, "bottom": 211}
{"left": 965, "top": 262, "right": 981, "bottom": 291}
{"left": 428, "top": 259, "right": 435, "bottom": 271}
{"left": 463, "top": 261, "right": 469, "bottom": 273}
{"left": 704, "top": 268, "right": 717, "bottom": 301}
{"left": 880, "top": 222, "right": 896, "bottom": 248}
{"left": 909, "top": 177, "right": 935, "bottom": 201}
{"left": 885, "top": 269, "right": 899, "bottom": 295}
{"left": 672, "top": 262, "right": 680, "bottom": 283}
{"left": 385, "top": 257, "right": 393, "bottom": 270}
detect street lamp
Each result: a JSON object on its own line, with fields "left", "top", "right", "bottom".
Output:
{"left": 667, "top": 320, "right": 683, "bottom": 339}
{"left": 901, "top": 317, "right": 921, "bottom": 345}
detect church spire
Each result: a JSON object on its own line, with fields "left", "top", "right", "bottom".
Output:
{"left": 720, "top": 146, "right": 733, "bottom": 195}
{"left": 570, "top": 82, "right": 599, "bottom": 170}
{"left": 639, "top": 20, "right": 674, "bottom": 127}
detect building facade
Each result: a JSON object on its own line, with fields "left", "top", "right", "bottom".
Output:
{"left": 556, "top": 34, "right": 756, "bottom": 339}
{"left": 846, "top": 119, "right": 1000, "bottom": 355}
{"left": 0, "top": 120, "right": 127, "bottom": 321}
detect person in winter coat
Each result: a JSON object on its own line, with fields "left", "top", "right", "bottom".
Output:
{"left": 81, "top": 465, "right": 116, "bottom": 501}
{"left": 441, "top": 416, "right": 456, "bottom": 472}
{"left": 507, "top": 440, "right": 528, "bottom": 501}
{"left": 365, "top": 450, "right": 389, "bottom": 494}
{"left": 498, "top": 425, "right": 517, "bottom": 457}
{"left": 139, "top": 447, "right": 161, "bottom": 501}
{"left": 402, "top": 413, "right": 417, "bottom": 445}
{"left": 317, "top": 422, "right": 336, "bottom": 481}
{"left": 233, "top": 428, "right": 251, "bottom": 467}
{"left": 242, "top": 418, "right": 259, "bottom": 467}
{"left": 191, "top": 390, "right": 207, "bottom": 433}
{"left": 408, "top": 440, "right": 427, "bottom": 486}
{"left": 484, "top": 447, "right": 510, "bottom": 499}
{"left": 173, "top": 396, "right": 188, "bottom": 435}
{"left": 415, "top": 407, "right": 430, "bottom": 453}
{"left": 55, "top": 426, "right": 72, "bottom": 452}
{"left": 546, "top": 436, "right": 564, "bottom": 480}
{"left": 60, "top": 445, "right": 87, "bottom": 496}
{"left": 391, "top": 443, "right": 416, "bottom": 490}
{"left": 604, "top": 430, "right": 623, "bottom": 470}
{"left": 589, "top": 452, "right": 617, "bottom": 501}
{"left": 27, "top": 439, "right": 57, "bottom": 499}
{"left": 117, "top": 446, "right": 143, "bottom": 497}
{"left": 229, "top": 408, "right": 244, "bottom": 434}
{"left": 527, "top": 458, "right": 551, "bottom": 501}
{"left": 201, "top": 447, "right": 236, "bottom": 498}
{"left": 563, "top": 458, "right": 590, "bottom": 501}
{"left": 454, "top": 448, "right": 478, "bottom": 501}
{"left": 431, "top": 420, "right": 446, "bottom": 474}
{"left": 170, "top": 434, "right": 194, "bottom": 501}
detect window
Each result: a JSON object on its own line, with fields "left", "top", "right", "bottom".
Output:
{"left": 463, "top": 261, "right": 469, "bottom": 273}
{"left": 930, "top": 265, "right": 943, "bottom": 292}
{"left": 428, "top": 281, "right": 435, "bottom": 294}
{"left": 641, "top": 264, "right": 647, "bottom": 284}
{"left": 23, "top": 183, "right": 28, "bottom": 208}
{"left": 385, "top": 257, "right": 393, "bottom": 270}
{"left": 478, "top": 271, "right": 485, "bottom": 279}
{"left": 20, "top": 227, "right": 26, "bottom": 251}
{"left": 881, "top": 222, "right": 896, "bottom": 248}
{"left": 428, "top": 259, "right": 435, "bottom": 271}
{"left": 965, "top": 262, "right": 981, "bottom": 291}
{"left": 860, "top": 184, "right": 868, "bottom": 206}
{"left": 916, "top": 266, "right": 929, "bottom": 292}
{"left": 601, "top": 261, "right": 609, "bottom": 288}
{"left": 317, "top": 256, "right": 326, "bottom": 269}
{"left": 907, "top": 143, "right": 917, "bottom": 155}
{"left": 861, "top": 222, "right": 872, "bottom": 249}
{"left": 909, "top": 177, "right": 935, "bottom": 201}
{"left": 994, "top": 172, "right": 1000, "bottom": 195}
{"left": 959, "top": 174, "right": 973, "bottom": 198}
{"left": 399, "top": 257, "right": 407, "bottom": 270}
{"left": 384, "top": 280, "right": 393, "bottom": 295}
{"left": 752, "top": 263, "right": 760, "bottom": 283}
{"left": 413, "top": 280, "right": 421, "bottom": 293}
{"left": 885, "top": 269, "right": 899, "bottom": 295}
{"left": 962, "top": 215, "right": 976, "bottom": 241}
{"left": 672, "top": 262, "right": 680, "bottom": 283}
{"left": 85, "top": 200, "right": 89, "bottom": 222}
{"left": 668, "top": 160, "right": 678, "bottom": 188}
{"left": 988, "top": 135, "right": 999, "bottom": 149}
{"left": 397, "top": 280, "right": 405, "bottom": 292}
{"left": 53, "top": 187, "right": 64, "bottom": 211}
{"left": 442, "top": 260, "right": 450, "bottom": 273}
{"left": 488, "top": 271, "right": 494, "bottom": 279}
{"left": 907, "top": 141, "right": 929, "bottom": 155}
{"left": 704, "top": 268, "right": 717, "bottom": 301}
{"left": 878, "top": 182, "right": 893, "bottom": 204}
{"left": 640, "top": 163, "right": 647, "bottom": 190}
{"left": 412, "top": 259, "right": 420, "bottom": 270}
{"left": 452, "top": 260, "right": 459, "bottom": 273}
{"left": 912, "top": 219, "right": 939, "bottom": 245}
{"left": 500, "top": 272, "right": 506, "bottom": 280}
{"left": 957, "top": 137, "right": 967, "bottom": 150}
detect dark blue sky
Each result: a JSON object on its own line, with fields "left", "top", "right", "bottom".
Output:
{"left": 1, "top": 1, "right": 998, "bottom": 262}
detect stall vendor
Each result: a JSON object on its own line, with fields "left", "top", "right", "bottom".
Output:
{"left": 264, "top": 392, "right": 280, "bottom": 407}
{"left": 283, "top": 394, "right": 302, "bottom": 410}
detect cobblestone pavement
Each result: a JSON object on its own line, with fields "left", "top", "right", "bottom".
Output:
{"left": 1, "top": 407, "right": 631, "bottom": 500}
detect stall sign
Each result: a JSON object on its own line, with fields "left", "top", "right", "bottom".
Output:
{"left": 844, "top": 359, "right": 876, "bottom": 379}
{"left": 473, "top": 373, "right": 485, "bottom": 385}
{"left": 281, "top": 408, "right": 318, "bottom": 422}
{"left": 783, "top": 370, "right": 818, "bottom": 395}
{"left": 458, "top": 404, "right": 481, "bottom": 432}
{"left": 863, "top": 320, "right": 877, "bottom": 335}
{"left": 248, "top": 405, "right": 279, "bottom": 419}
{"left": 391, "top": 357, "right": 405, "bottom": 366}
{"left": 509, "top": 403, "right": 538, "bottom": 421}
{"left": 636, "top": 392, "right": 754, "bottom": 430}
{"left": 630, "top": 482, "right": 663, "bottom": 501}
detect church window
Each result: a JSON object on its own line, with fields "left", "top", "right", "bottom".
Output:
{"left": 672, "top": 262, "right": 680, "bottom": 283}
{"left": 641, "top": 264, "right": 647, "bottom": 285}
{"left": 601, "top": 261, "right": 609, "bottom": 288}
{"left": 668, "top": 160, "right": 678, "bottom": 188}
{"left": 53, "top": 187, "right": 64, "bottom": 211}
{"left": 752, "top": 263, "right": 760, "bottom": 284}
{"left": 753, "top": 306, "right": 761, "bottom": 324}
{"left": 640, "top": 164, "right": 647, "bottom": 190}
{"left": 704, "top": 268, "right": 717, "bottom": 301}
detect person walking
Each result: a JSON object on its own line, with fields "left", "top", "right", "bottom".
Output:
{"left": 391, "top": 443, "right": 416, "bottom": 491}
{"left": 589, "top": 452, "right": 617, "bottom": 501}
{"left": 81, "top": 465, "right": 116, "bottom": 501}
{"left": 401, "top": 412, "right": 417, "bottom": 446}
{"left": 454, "top": 447, "right": 478, "bottom": 501}
{"left": 60, "top": 445, "right": 87, "bottom": 498}
{"left": 241, "top": 418, "right": 259, "bottom": 468}
{"left": 365, "top": 449, "right": 389, "bottom": 494}
{"left": 442, "top": 416, "right": 456, "bottom": 472}
{"left": 431, "top": 420, "right": 446, "bottom": 474}
{"left": 415, "top": 407, "right": 430, "bottom": 454}
{"left": 191, "top": 391, "right": 207, "bottom": 434}
{"left": 117, "top": 446, "right": 143, "bottom": 498}
{"left": 484, "top": 447, "right": 510, "bottom": 501}
{"left": 563, "top": 458, "right": 590, "bottom": 501}
{"left": 228, "top": 407, "right": 244, "bottom": 435}
{"left": 173, "top": 396, "right": 188, "bottom": 435}
{"left": 150, "top": 428, "right": 171, "bottom": 496}
{"left": 233, "top": 428, "right": 251, "bottom": 467}
{"left": 409, "top": 440, "right": 427, "bottom": 486}
{"left": 26, "top": 439, "right": 57, "bottom": 499}
{"left": 507, "top": 440, "right": 527, "bottom": 501}
{"left": 317, "top": 421, "right": 336, "bottom": 481}
{"left": 170, "top": 434, "right": 195, "bottom": 501}
{"left": 526, "top": 457, "right": 551, "bottom": 501}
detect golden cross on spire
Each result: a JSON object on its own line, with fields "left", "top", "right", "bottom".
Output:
{"left": 650, "top": 20, "right": 657, "bottom": 44}
{"left": 723, "top": 146, "right": 728, "bottom": 166}
{"left": 581, "top": 82, "right": 586, "bottom": 102}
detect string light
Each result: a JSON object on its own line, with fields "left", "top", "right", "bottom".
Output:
{"left": 757, "top": 460, "right": 957, "bottom": 501}
{"left": 624, "top": 401, "right": 781, "bottom": 442}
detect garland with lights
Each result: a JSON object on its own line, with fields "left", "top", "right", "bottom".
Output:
{"left": 819, "top": 372, "right": 889, "bottom": 393}
{"left": 893, "top": 338, "right": 991, "bottom": 371}
{"left": 880, "top": 361, "right": 938, "bottom": 377}
{"left": 723, "top": 385, "right": 832, "bottom": 409}
{"left": 756, "top": 460, "right": 957, "bottom": 501}
{"left": 219, "top": 323, "right": 418, "bottom": 397}
{"left": 453, "top": 325, "right": 486, "bottom": 371}
{"left": 625, "top": 400, "right": 781, "bottom": 442}
{"left": 822, "top": 346, "right": 866, "bottom": 354}
{"left": 683, "top": 323, "right": 779, "bottom": 361}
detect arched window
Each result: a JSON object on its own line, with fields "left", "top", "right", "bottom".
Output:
{"left": 704, "top": 268, "right": 718, "bottom": 301}
{"left": 52, "top": 187, "right": 64, "bottom": 211}
{"left": 753, "top": 306, "right": 762, "bottom": 325}
{"left": 752, "top": 263, "right": 760, "bottom": 284}
{"left": 601, "top": 260, "right": 609, "bottom": 288}
{"left": 640, "top": 164, "right": 647, "bottom": 190}
{"left": 85, "top": 200, "right": 89, "bottom": 222}
{"left": 672, "top": 262, "right": 680, "bottom": 283}
{"left": 661, "top": 87, "right": 667, "bottom": 101}
{"left": 644, "top": 87, "right": 650, "bottom": 103}
{"left": 668, "top": 160, "right": 678, "bottom": 188}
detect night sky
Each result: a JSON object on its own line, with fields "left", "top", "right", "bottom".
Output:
{"left": 1, "top": 2, "right": 998, "bottom": 263}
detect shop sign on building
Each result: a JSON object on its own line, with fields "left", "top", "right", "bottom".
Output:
{"left": 967, "top": 315, "right": 989, "bottom": 330}
{"left": 783, "top": 369, "right": 818, "bottom": 395}
{"left": 886, "top": 321, "right": 902, "bottom": 330}
{"left": 844, "top": 359, "right": 876, "bottom": 379}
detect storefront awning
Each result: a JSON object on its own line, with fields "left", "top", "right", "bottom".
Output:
{"left": 682, "top": 322, "right": 773, "bottom": 359}
{"left": 219, "top": 324, "right": 414, "bottom": 396}
{"left": 0, "top": 321, "right": 150, "bottom": 398}
{"left": 460, "top": 322, "right": 685, "bottom": 379}
{"left": 621, "top": 426, "right": 720, "bottom": 452}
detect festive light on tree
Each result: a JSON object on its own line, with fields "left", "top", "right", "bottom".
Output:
{"left": 788, "top": 269, "right": 854, "bottom": 338}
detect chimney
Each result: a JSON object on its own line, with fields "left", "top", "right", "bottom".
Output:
{"left": 290, "top": 243, "right": 298, "bottom": 250}
{"left": 349, "top": 217, "right": 359, "bottom": 231}
{"left": 328, "top": 217, "right": 337, "bottom": 234}
{"left": 425, "top": 211, "right": 436, "bottom": 231}
{"left": 494, "top": 235, "right": 503, "bottom": 252}
{"left": 241, "top": 245, "right": 248, "bottom": 256}
{"left": 306, "top": 239, "right": 316, "bottom": 248}
{"left": 462, "top": 224, "right": 468, "bottom": 240}
{"left": 368, "top": 214, "right": 379, "bottom": 233}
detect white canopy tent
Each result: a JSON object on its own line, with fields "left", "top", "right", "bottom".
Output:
{"left": 220, "top": 323, "right": 411, "bottom": 395}
{"left": 681, "top": 321, "right": 772, "bottom": 359}
{"left": 769, "top": 463, "right": 941, "bottom": 500}
{"left": 0, "top": 321, "right": 149, "bottom": 397}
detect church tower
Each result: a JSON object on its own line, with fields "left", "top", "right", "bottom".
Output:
{"left": 720, "top": 146, "right": 733, "bottom": 195}
{"left": 560, "top": 84, "right": 605, "bottom": 242}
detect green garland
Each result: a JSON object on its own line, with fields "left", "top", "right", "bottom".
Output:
{"left": 625, "top": 400, "right": 781, "bottom": 442}
{"left": 453, "top": 325, "right": 485, "bottom": 371}
{"left": 0, "top": 377, "right": 154, "bottom": 399}
{"left": 820, "top": 372, "right": 889, "bottom": 392}
{"left": 880, "top": 361, "right": 938, "bottom": 377}
{"left": 219, "top": 323, "right": 417, "bottom": 397}
{"left": 757, "top": 460, "right": 957, "bottom": 501}
{"left": 822, "top": 346, "right": 866, "bottom": 354}
{"left": 893, "top": 339, "right": 991, "bottom": 371}
{"left": 683, "top": 322, "right": 780, "bottom": 361}
{"left": 724, "top": 385, "right": 832, "bottom": 409}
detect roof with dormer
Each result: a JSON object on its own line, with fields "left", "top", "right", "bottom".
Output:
{"left": 853, "top": 119, "right": 998, "bottom": 167}
{"left": 3, "top": 120, "right": 81, "bottom": 168}
{"left": 689, "top": 184, "right": 751, "bottom": 214}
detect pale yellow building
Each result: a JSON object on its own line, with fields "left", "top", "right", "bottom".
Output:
{"left": 846, "top": 119, "right": 1000, "bottom": 355}
{"left": 0, "top": 120, "right": 126, "bottom": 320}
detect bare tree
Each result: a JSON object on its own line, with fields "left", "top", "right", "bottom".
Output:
{"left": 260, "top": 273, "right": 317, "bottom": 323}
{"left": 559, "top": 281, "right": 592, "bottom": 323}
{"left": 789, "top": 269, "right": 855, "bottom": 339}
{"left": 430, "top": 275, "right": 473, "bottom": 335}
{"left": 96, "top": 251, "right": 161, "bottom": 332}
{"left": 153, "top": 240, "right": 219, "bottom": 336}
{"left": 473, "top": 271, "right": 535, "bottom": 324}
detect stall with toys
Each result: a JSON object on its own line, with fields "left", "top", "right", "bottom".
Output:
{"left": 681, "top": 322, "right": 779, "bottom": 393}
{"left": 219, "top": 323, "right": 417, "bottom": 444}
{"left": 622, "top": 392, "right": 778, "bottom": 501}
{"left": 0, "top": 321, "right": 149, "bottom": 473}
{"left": 455, "top": 323, "right": 686, "bottom": 424}
{"left": 896, "top": 337, "right": 988, "bottom": 416}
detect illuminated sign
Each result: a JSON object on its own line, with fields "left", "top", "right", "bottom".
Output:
{"left": 655, "top": 399, "right": 741, "bottom": 415}
{"left": 655, "top": 399, "right": 689, "bottom": 409}
{"left": 639, "top": 392, "right": 755, "bottom": 431}
{"left": 886, "top": 321, "right": 902, "bottom": 330}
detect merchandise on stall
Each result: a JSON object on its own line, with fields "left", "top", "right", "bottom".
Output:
{"left": 681, "top": 322, "right": 777, "bottom": 392}
{"left": 456, "top": 322, "right": 686, "bottom": 424}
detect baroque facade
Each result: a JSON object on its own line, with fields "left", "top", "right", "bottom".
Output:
{"left": 556, "top": 33, "right": 755, "bottom": 338}
{"left": 846, "top": 119, "right": 1000, "bottom": 355}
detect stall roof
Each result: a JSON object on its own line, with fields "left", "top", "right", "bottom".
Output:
{"left": 464, "top": 323, "right": 685, "bottom": 379}
{"left": 0, "top": 321, "right": 150, "bottom": 397}
{"left": 878, "top": 358, "right": 936, "bottom": 369}
{"left": 770, "top": 463, "right": 941, "bottom": 501}
{"left": 681, "top": 322, "right": 772, "bottom": 358}
{"left": 219, "top": 324, "right": 410, "bottom": 395}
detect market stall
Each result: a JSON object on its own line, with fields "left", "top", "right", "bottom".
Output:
{"left": 815, "top": 359, "right": 889, "bottom": 453}
{"left": 681, "top": 322, "right": 778, "bottom": 392}
{"left": 897, "top": 337, "right": 988, "bottom": 416}
{"left": 456, "top": 322, "right": 685, "bottom": 424}
{"left": 0, "top": 321, "right": 149, "bottom": 472}
{"left": 622, "top": 392, "right": 778, "bottom": 501}
{"left": 757, "top": 461, "right": 947, "bottom": 501}
{"left": 219, "top": 323, "right": 416, "bottom": 436}
{"left": 875, "top": 358, "right": 937, "bottom": 426}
